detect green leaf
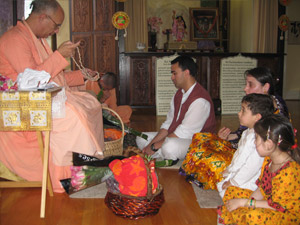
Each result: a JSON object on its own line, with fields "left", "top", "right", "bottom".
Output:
{"left": 102, "top": 109, "right": 148, "bottom": 140}
{"left": 97, "top": 89, "right": 104, "bottom": 102}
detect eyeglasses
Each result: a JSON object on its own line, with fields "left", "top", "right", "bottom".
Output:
{"left": 46, "top": 15, "right": 61, "bottom": 29}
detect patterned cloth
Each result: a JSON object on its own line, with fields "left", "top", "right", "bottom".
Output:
{"left": 181, "top": 133, "right": 236, "bottom": 190}
{"left": 217, "top": 158, "right": 300, "bottom": 225}
{"left": 109, "top": 155, "right": 158, "bottom": 197}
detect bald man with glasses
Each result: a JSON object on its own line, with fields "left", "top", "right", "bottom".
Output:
{"left": 0, "top": 0, "right": 105, "bottom": 193}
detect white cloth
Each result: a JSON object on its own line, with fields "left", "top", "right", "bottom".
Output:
{"left": 136, "top": 132, "right": 192, "bottom": 160}
{"left": 17, "top": 68, "right": 51, "bottom": 90}
{"left": 217, "top": 128, "right": 264, "bottom": 198}
{"left": 136, "top": 83, "right": 210, "bottom": 160}
{"left": 161, "top": 82, "right": 210, "bottom": 139}
{"left": 51, "top": 87, "right": 67, "bottom": 118}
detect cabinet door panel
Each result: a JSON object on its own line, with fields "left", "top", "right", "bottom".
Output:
{"left": 130, "top": 58, "right": 154, "bottom": 106}
{"left": 70, "top": 0, "right": 117, "bottom": 82}
{"left": 71, "top": 0, "right": 93, "bottom": 32}
{"left": 71, "top": 34, "right": 94, "bottom": 71}
{"left": 95, "top": 33, "right": 116, "bottom": 73}
{"left": 95, "top": 0, "right": 114, "bottom": 31}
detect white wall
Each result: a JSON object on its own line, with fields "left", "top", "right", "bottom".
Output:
{"left": 229, "top": 0, "right": 300, "bottom": 100}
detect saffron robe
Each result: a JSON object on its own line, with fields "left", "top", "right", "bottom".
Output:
{"left": 86, "top": 81, "right": 132, "bottom": 123}
{"left": 0, "top": 21, "right": 105, "bottom": 193}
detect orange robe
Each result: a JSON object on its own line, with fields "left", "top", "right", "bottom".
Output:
{"left": 0, "top": 21, "right": 105, "bottom": 193}
{"left": 86, "top": 81, "right": 132, "bottom": 123}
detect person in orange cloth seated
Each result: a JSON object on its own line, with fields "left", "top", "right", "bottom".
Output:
{"left": 86, "top": 72, "right": 132, "bottom": 124}
{"left": 0, "top": 0, "right": 105, "bottom": 193}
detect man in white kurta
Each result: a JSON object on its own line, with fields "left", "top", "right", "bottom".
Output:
{"left": 136, "top": 56, "right": 216, "bottom": 161}
{"left": 136, "top": 84, "right": 211, "bottom": 160}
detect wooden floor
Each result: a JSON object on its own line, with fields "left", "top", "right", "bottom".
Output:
{"left": 1, "top": 101, "right": 299, "bottom": 225}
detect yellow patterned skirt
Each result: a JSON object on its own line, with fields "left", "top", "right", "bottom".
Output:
{"left": 181, "top": 133, "right": 236, "bottom": 190}
{"left": 217, "top": 185, "right": 300, "bottom": 225}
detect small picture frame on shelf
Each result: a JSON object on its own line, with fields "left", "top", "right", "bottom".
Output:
{"left": 190, "top": 8, "right": 219, "bottom": 41}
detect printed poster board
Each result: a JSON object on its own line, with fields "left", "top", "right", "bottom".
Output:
{"left": 220, "top": 55, "right": 257, "bottom": 115}
{"left": 155, "top": 55, "right": 178, "bottom": 116}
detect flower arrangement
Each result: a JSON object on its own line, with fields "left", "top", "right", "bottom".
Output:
{"left": 0, "top": 74, "right": 17, "bottom": 91}
{"left": 147, "top": 16, "right": 163, "bottom": 33}
{"left": 70, "top": 165, "right": 112, "bottom": 192}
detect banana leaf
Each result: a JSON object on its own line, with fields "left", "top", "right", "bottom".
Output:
{"left": 102, "top": 108, "right": 148, "bottom": 140}
{"left": 97, "top": 89, "right": 104, "bottom": 102}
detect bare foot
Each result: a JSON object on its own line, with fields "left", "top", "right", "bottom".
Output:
{"left": 93, "top": 151, "right": 104, "bottom": 160}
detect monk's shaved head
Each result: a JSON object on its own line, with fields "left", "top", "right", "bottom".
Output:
{"left": 30, "top": 0, "right": 61, "bottom": 14}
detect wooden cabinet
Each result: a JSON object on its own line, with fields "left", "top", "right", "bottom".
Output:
{"left": 119, "top": 52, "right": 284, "bottom": 108}
{"left": 70, "top": 0, "right": 117, "bottom": 73}
{"left": 119, "top": 54, "right": 155, "bottom": 107}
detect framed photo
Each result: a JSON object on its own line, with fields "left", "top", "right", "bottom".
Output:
{"left": 288, "top": 21, "right": 300, "bottom": 45}
{"left": 190, "top": 8, "right": 219, "bottom": 40}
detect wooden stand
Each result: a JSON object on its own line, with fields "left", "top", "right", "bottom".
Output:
{"left": 0, "top": 89, "right": 61, "bottom": 218}
{"left": 0, "top": 131, "right": 53, "bottom": 218}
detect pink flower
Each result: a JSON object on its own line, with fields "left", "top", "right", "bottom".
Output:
{"left": 70, "top": 166, "right": 87, "bottom": 191}
{"left": 0, "top": 74, "right": 17, "bottom": 91}
{"left": 147, "top": 16, "right": 163, "bottom": 33}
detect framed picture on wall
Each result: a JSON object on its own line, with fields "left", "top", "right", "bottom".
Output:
{"left": 190, "top": 8, "right": 219, "bottom": 40}
{"left": 288, "top": 21, "right": 300, "bottom": 45}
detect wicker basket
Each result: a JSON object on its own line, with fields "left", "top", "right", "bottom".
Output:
{"left": 104, "top": 158, "right": 165, "bottom": 220}
{"left": 102, "top": 106, "right": 124, "bottom": 157}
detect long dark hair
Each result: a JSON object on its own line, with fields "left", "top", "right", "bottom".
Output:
{"left": 175, "top": 16, "right": 187, "bottom": 29}
{"left": 254, "top": 114, "right": 300, "bottom": 164}
{"left": 244, "top": 67, "right": 275, "bottom": 95}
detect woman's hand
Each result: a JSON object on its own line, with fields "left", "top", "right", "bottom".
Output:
{"left": 226, "top": 198, "right": 248, "bottom": 212}
{"left": 218, "top": 127, "right": 231, "bottom": 140}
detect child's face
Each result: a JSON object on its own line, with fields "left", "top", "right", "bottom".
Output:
{"left": 255, "top": 134, "right": 270, "bottom": 157}
{"left": 238, "top": 102, "right": 259, "bottom": 128}
{"left": 99, "top": 79, "right": 113, "bottom": 91}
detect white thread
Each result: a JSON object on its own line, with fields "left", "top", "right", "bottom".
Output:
{"left": 115, "top": 29, "right": 119, "bottom": 40}
{"left": 71, "top": 47, "right": 100, "bottom": 81}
